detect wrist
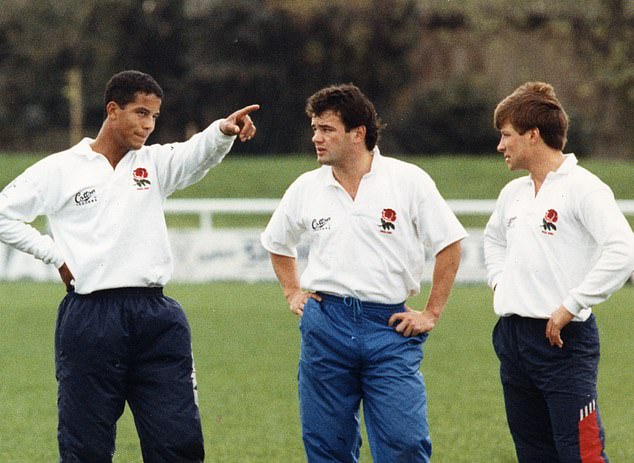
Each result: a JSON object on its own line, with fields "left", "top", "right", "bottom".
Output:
{"left": 283, "top": 287, "right": 301, "bottom": 302}
{"left": 423, "top": 306, "right": 442, "bottom": 320}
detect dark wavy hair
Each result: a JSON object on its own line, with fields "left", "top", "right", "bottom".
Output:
{"left": 305, "top": 84, "right": 384, "bottom": 151}
{"left": 494, "top": 81, "right": 569, "bottom": 150}
{"left": 103, "top": 70, "right": 163, "bottom": 111}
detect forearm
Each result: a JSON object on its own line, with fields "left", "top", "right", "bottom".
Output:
{"left": 564, "top": 242, "right": 634, "bottom": 314}
{"left": 389, "top": 240, "right": 462, "bottom": 336}
{"left": 157, "top": 121, "right": 236, "bottom": 193}
{"left": 565, "top": 192, "right": 634, "bottom": 314}
{"left": 194, "top": 120, "right": 237, "bottom": 170}
{"left": 0, "top": 216, "right": 63, "bottom": 267}
{"left": 424, "top": 240, "right": 462, "bottom": 317}
{"left": 269, "top": 253, "right": 321, "bottom": 316}
{"left": 269, "top": 253, "right": 302, "bottom": 301}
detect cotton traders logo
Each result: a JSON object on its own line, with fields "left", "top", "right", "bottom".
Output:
{"left": 74, "top": 188, "right": 97, "bottom": 206}
{"left": 541, "top": 208, "right": 558, "bottom": 235}
{"left": 132, "top": 167, "right": 151, "bottom": 190}
{"left": 379, "top": 208, "right": 397, "bottom": 234}
{"left": 311, "top": 217, "right": 331, "bottom": 231}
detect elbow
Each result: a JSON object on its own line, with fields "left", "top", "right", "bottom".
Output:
{"left": 618, "top": 235, "right": 634, "bottom": 274}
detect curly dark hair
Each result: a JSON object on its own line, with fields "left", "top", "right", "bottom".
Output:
{"left": 305, "top": 84, "right": 384, "bottom": 151}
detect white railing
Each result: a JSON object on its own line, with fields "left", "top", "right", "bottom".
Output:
{"left": 2, "top": 199, "right": 633, "bottom": 283}
{"left": 164, "top": 198, "right": 634, "bottom": 231}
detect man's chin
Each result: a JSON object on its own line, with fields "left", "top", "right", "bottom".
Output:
{"left": 129, "top": 141, "right": 146, "bottom": 151}
{"left": 316, "top": 152, "right": 333, "bottom": 165}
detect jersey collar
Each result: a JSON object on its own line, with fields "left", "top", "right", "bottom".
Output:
{"left": 555, "top": 153, "right": 578, "bottom": 175}
{"left": 74, "top": 137, "right": 103, "bottom": 160}
{"left": 321, "top": 145, "right": 382, "bottom": 187}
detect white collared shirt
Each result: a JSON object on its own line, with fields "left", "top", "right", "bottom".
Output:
{"left": 484, "top": 154, "right": 634, "bottom": 321}
{"left": 0, "top": 121, "right": 235, "bottom": 294}
{"left": 260, "top": 148, "right": 467, "bottom": 304}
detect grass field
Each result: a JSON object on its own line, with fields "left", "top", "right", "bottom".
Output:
{"left": 2, "top": 152, "right": 634, "bottom": 200}
{"left": 0, "top": 282, "right": 633, "bottom": 462}
{"left": 1, "top": 153, "right": 633, "bottom": 461}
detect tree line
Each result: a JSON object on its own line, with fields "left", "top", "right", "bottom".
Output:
{"left": 1, "top": 0, "right": 632, "bottom": 158}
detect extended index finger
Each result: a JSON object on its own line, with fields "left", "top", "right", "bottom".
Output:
{"left": 230, "top": 104, "right": 260, "bottom": 121}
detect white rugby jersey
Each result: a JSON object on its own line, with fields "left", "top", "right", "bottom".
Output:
{"left": 260, "top": 148, "right": 467, "bottom": 304}
{"left": 0, "top": 121, "right": 235, "bottom": 294}
{"left": 484, "top": 154, "right": 634, "bottom": 321}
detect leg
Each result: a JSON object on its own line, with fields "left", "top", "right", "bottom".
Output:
{"left": 298, "top": 297, "right": 362, "bottom": 463}
{"left": 55, "top": 294, "right": 128, "bottom": 463}
{"left": 500, "top": 376, "right": 560, "bottom": 462}
{"left": 493, "top": 317, "right": 560, "bottom": 463}
{"left": 127, "top": 295, "right": 204, "bottom": 463}
{"left": 540, "top": 316, "right": 608, "bottom": 463}
{"left": 361, "top": 307, "right": 431, "bottom": 463}
{"left": 544, "top": 392, "right": 608, "bottom": 463}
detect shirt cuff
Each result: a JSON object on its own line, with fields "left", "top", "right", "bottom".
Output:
{"left": 213, "top": 119, "right": 238, "bottom": 141}
{"left": 562, "top": 295, "right": 585, "bottom": 316}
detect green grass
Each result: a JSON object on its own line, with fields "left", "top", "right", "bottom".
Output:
{"left": 1, "top": 154, "right": 633, "bottom": 460}
{"left": 4, "top": 152, "right": 632, "bottom": 230}
{"left": 2, "top": 153, "right": 633, "bottom": 200}
{"left": 1, "top": 282, "right": 633, "bottom": 462}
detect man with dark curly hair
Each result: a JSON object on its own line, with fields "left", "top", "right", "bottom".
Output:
{"left": 261, "top": 83, "right": 466, "bottom": 463}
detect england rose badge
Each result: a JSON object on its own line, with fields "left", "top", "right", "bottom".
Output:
{"left": 133, "top": 167, "right": 151, "bottom": 190}
{"left": 542, "top": 208, "right": 558, "bottom": 235}
{"left": 380, "top": 208, "right": 397, "bottom": 233}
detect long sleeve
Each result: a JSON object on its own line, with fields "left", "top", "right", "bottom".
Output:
{"left": 563, "top": 188, "right": 634, "bottom": 315}
{"left": 152, "top": 120, "right": 236, "bottom": 197}
{"left": 0, "top": 170, "right": 64, "bottom": 267}
{"left": 483, "top": 199, "right": 507, "bottom": 291}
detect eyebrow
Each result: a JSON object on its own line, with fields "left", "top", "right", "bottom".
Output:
{"left": 134, "top": 105, "right": 160, "bottom": 116}
{"left": 312, "top": 121, "right": 335, "bottom": 129}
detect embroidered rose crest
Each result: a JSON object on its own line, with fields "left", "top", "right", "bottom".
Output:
{"left": 380, "top": 208, "right": 397, "bottom": 233}
{"left": 133, "top": 167, "right": 151, "bottom": 189}
{"left": 542, "top": 208, "right": 558, "bottom": 233}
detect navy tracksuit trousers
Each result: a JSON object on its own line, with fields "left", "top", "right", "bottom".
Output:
{"left": 493, "top": 315, "right": 608, "bottom": 463}
{"left": 54, "top": 288, "right": 204, "bottom": 462}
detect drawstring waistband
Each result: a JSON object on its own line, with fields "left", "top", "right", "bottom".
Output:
{"left": 343, "top": 296, "right": 363, "bottom": 322}
{"left": 72, "top": 287, "right": 164, "bottom": 298}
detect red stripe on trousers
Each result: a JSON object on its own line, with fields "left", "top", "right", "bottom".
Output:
{"left": 578, "top": 410, "right": 606, "bottom": 463}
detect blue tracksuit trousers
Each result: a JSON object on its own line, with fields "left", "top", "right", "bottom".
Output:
{"left": 55, "top": 287, "right": 204, "bottom": 462}
{"left": 298, "top": 294, "right": 432, "bottom": 463}
{"left": 493, "top": 315, "right": 608, "bottom": 463}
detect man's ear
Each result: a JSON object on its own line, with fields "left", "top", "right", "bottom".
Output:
{"left": 354, "top": 125, "right": 367, "bottom": 144}
{"left": 105, "top": 101, "right": 120, "bottom": 119}
{"left": 528, "top": 127, "right": 541, "bottom": 143}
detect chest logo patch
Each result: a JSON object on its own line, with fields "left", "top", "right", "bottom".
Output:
{"left": 74, "top": 188, "right": 97, "bottom": 206}
{"left": 541, "top": 208, "right": 558, "bottom": 235}
{"left": 380, "top": 208, "right": 397, "bottom": 234}
{"left": 311, "top": 217, "right": 331, "bottom": 231}
{"left": 133, "top": 167, "right": 151, "bottom": 190}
